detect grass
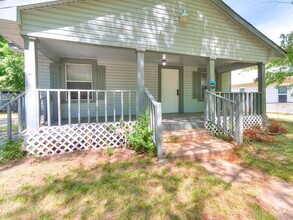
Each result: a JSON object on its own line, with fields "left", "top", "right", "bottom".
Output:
{"left": 235, "top": 117, "right": 293, "bottom": 182}
{"left": 0, "top": 139, "right": 25, "bottom": 163}
{"left": 0, "top": 150, "right": 274, "bottom": 219}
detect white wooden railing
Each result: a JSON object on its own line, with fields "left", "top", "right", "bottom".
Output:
{"left": 0, "top": 92, "right": 26, "bottom": 140}
{"left": 205, "top": 91, "right": 243, "bottom": 145}
{"left": 37, "top": 89, "right": 137, "bottom": 127}
{"left": 216, "top": 92, "right": 262, "bottom": 115}
{"left": 145, "top": 88, "right": 163, "bottom": 159}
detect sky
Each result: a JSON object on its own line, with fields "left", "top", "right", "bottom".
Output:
{"left": 223, "top": 0, "right": 293, "bottom": 46}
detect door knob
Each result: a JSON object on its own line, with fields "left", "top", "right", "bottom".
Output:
{"left": 177, "top": 89, "right": 179, "bottom": 95}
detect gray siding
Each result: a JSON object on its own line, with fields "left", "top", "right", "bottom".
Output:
{"left": 22, "top": 0, "right": 268, "bottom": 62}
{"left": 218, "top": 72, "right": 231, "bottom": 92}
{"left": 184, "top": 66, "right": 205, "bottom": 113}
{"left": 38, "top": 53, "right": 51, "bottom": 89}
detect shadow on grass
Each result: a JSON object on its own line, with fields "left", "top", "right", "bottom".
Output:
{"left": 3, "top": 159, "right": 227, "bottom": 219}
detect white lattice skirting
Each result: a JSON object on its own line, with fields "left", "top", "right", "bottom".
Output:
{"left": 205, "top": 115, "right": 263, "bottom": 135}
{"left": 25, "top": 121, "right": 135, "bottom": 156}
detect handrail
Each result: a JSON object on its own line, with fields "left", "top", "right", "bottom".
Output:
{"left": 0, "top": 92, "right": 26, "bottom": 140}
{"left": 145, "top": 88, "right": 163, "bottom": 159}
{"left": 37, "top": 89, "right": 137, "bottom": 127}
{"left": 205, "top": 90, "right": 243, "bottom": 145}
{"left": 206, "top": 90, "right": 237, "bottom": 104}
{"left": 37, "top": 89, "right": 137, "bottom": 92}
{"left": 0, "top": 92, "right": 25, "bottom": 111}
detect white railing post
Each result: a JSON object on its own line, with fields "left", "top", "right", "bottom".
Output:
{"left": 235, "top": 96, "right": 243, "bottom": 146}
{"left": 18, "top": 97, "right": 22, "bottom": 133}
{"left": 155, "top": 102, "right": 163, "bottom": 160}
{"left": 7, "top": 104, "right": 12, "bottom": 139}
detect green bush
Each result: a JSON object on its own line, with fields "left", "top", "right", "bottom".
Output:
{"left": 0, "top": 139, "right": 26, "bottom": 163}
{"left": 126, "top": 111, "right": 155, "bottom": 157}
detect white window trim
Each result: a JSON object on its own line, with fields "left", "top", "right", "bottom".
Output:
{"left": 239, "top": 87, "right": 246, "bottom": 92}
{"left": 65, "top": 63, "right": 93, "bottom": 100}
{"left": 278, "top": 85, "right": 288, "bottom": 103}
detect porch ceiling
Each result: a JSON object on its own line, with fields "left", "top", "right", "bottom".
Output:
{"left": 39, "top": 38, "right": 256, "bottom": 71}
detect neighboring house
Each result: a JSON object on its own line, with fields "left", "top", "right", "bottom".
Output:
{"left": 232, "top": 70, "right": 293, "bottom": 114}
{"left": 0, "top": 0, "right": 285, "bottom": 157}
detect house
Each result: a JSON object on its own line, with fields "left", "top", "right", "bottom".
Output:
{"left": 232, "top": 70, "right": 293, "bottom": 114}
{"left": 0, "top": 0, "right": 286, "bottom": 157}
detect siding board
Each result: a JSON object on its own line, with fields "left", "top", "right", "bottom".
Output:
{"left": 22, "top": 0, "right": 268, "bottom": 62}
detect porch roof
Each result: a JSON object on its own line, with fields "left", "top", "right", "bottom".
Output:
{"left": 0, "top": 0, "right": 286, "bottom": 59}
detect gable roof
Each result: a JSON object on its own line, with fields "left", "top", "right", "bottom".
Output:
{"left": 210, "top": 0, "right": 286, "bottom": 58}
{"left": 0, "top": 0, "right": 286, "bottom": 58}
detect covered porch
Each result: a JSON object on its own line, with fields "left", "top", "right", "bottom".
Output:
{"left": 22, "top": 37, "right": 266, "bottom": 157}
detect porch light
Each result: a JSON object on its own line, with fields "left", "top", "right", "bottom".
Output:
{"left": 8, "top": 42, "right": 20, "bottom": 50}
{"left": 162, "top": 59, "right": 167, "bottom": 66}
{"left": 180, "top": 9, "right": 189, "bottom": 24}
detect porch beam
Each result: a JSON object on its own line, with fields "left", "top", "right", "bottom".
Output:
{"left": 257, "top": 63, "right": 266, "bottom": 119}
{"left": 207, "top": 58, "right": 216, "bottom": 92}
{"left": 216, "top": 62, "right": 255, "bottom": 74}
{"left": 24, "top": 37, "right": 38, "bottom": 129}
{"left": 136, "top": 49, "right": 145, "bottom": 116}
{"left": 38, "top": 40, "right": 59, "bottom": 63}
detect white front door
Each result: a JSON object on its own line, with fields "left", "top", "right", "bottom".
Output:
{"left": 161, "top": 69, "right": 179, "bottom": 113}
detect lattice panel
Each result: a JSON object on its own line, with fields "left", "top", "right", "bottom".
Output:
{"left": 25, "top": 122, "right": 135, "bottom": 156}
{"left": 243, "top": 115, "right": 263, "bottom": 129}
{"left": 205, "top": 115, "right": 263, "bottom": 136}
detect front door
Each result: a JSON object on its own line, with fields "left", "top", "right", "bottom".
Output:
{"left": 161, "top": 69, "right": 179, "bottom": 113}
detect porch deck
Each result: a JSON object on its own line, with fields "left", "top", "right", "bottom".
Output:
{"left": 162, "top": 113, "right": 204, "bottom": 131}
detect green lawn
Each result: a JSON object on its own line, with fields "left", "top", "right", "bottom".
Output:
{"left": 235, "top": 116, "right": 293, "bottom": 182}
{"left": 0, "top": 151, "right": 274, "bottom": 219}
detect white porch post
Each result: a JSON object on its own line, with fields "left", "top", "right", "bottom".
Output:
{"left": 258, "top": 63, "right": 266, "bottom": 119}
{"left": 136, "top": 49, "right": 145, "bottom": 116}
{"left": 207, "top": 58, "right": 216, "bottom": 92}
{"left": 24, "top": 37, "right": 38, "bottom": 129}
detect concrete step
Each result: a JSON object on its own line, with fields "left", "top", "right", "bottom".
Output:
{"left": 162, "top": 121, "right": 204, "bottom": 131}
{"left": 163, "top": 129, "right": 211, "bottom": 143}
{"left": 163, "top": 129, "right": 234, "bottom": 162}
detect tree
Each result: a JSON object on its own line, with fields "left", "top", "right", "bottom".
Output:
{"left": 266, "top": 32, "right": 293, "bottom": 88}
{"left": 0, "top": 36, "right": 24, "bottom": 91}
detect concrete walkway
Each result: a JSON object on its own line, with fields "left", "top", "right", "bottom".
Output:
{"left": 200, "top": 160, "right": 293, "bottom": 219}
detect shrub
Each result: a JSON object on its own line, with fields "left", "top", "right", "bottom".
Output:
{"left": 267, "top": 120, "right": 287, "bottom": 134}
{"left": 126, "top": 111, "right": 155, "bottom": 157}
{"left": 0, "top": 139, "right": 26, "bottom": 163}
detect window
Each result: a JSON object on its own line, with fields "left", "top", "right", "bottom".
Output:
{"left": 239, "top": 87, "right": 246, "bottom": 92}
{"left": 65, "top": 63, "right": 92, "bottom": 99}
{"left": 278, "top": 86, "right": 287, "bottom": 103}
{"left": 201, "top": 72, "right": 207, "bottom": 100}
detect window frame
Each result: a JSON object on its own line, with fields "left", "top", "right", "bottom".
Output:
{"left": 239, "top": 87, "right": 246, "bottom": 92}
{"left": 65, "top": 63, "right": 93, "bottom": 100}
{"left": 278, "top": 85, "right": 287, "bottom": 103}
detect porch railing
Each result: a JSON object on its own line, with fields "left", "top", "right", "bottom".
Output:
{"left": 145, "top": 88, "right": 163, "bottom": 159}
{"left": 0, "top": 92, "right": 26, "bottom": 140}
{"left": 37, "top": 89, "right": 137, "bottom": 127}
{"left": 216, "top": 92, "right": 262, "bottom": 115}
{"left": 205, "top": 91, "right": 243, "bottom": 145}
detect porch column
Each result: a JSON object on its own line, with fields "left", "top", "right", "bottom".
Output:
{"left": 207, "top": 58, "right": 216, "bottom": 92}
{"left": 136, "top": 49, "right": 145, "bottom": 116}
{"left": 24, "top": 37, "right": 38, "bottom": 129}
{"left": 258, "top": 63, "right": 266, "bottom": 119}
